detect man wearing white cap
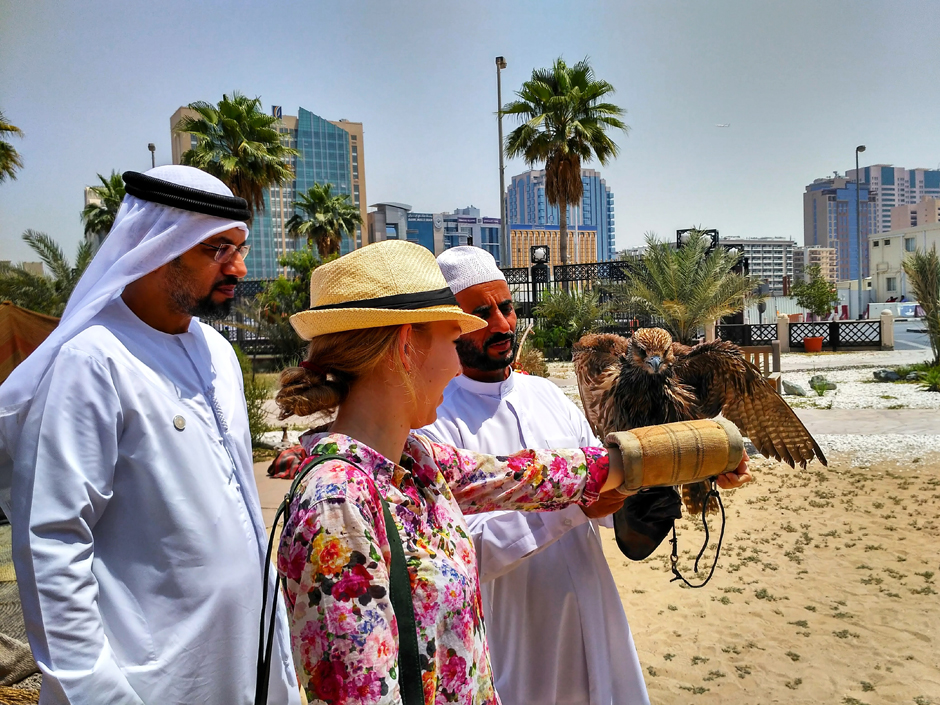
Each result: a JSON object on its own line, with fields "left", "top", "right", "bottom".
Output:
{"left": 421, "top": 246, "right": 649, "bottom": 705}
{"left": 0, "top": 166, "right": 298, "bottom": 704}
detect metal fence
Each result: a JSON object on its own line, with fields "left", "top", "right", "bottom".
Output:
{"left": 211, "top": 260, "right": 660, "bottom": 355}
{"left": 716, "top": 323, "right": 778, "bottom": 346}
{"left": 205, "top": 280, "right": 274, "bottom": 355}
{"left": 789, "top": 320, "right": 881, "bottom": 351}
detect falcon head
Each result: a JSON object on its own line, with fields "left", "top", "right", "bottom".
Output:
{"left": 627, "top": 328, "right": 675, "bottom": 375}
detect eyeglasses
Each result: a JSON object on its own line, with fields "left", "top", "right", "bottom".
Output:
{"left": 200, "top": 241, "right": 251, "bottom": 264}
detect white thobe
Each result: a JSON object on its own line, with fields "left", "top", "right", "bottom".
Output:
{"left": 11, "top": 298, "right": 298, "bottom": 705}
{"left": 422, "top": 371, "right": 649, "bottom": 705}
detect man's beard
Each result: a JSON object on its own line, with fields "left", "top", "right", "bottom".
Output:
{"left": 456, "top": 331, "right": 517, "bottom": 372}
{"left": 165, "top": 259, "right": 237, "bottom": 321}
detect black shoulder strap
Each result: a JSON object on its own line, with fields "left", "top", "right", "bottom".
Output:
{"left": 255, "top": 453, "right": 424, "bottom": 705}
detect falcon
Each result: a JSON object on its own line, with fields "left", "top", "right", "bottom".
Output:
{"left": 573, "top": 328, "right": 827, "bottom": 514}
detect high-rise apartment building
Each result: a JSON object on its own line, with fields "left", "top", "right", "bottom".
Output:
{"left": 846, "top": 165, "right": 940, "bottom": 235}
{"left": 506, "top": 168, "right": 615, "bottom": 261}
{"left": 792, "top": 246, "right": 838, "bottom": 284}
{"left": 171, "top": 105, "right": 367, "bottom": 280}
{"left": 720, "top": 238, "right": 795, "bottom": 295}
{"left": 722, "top": 237, "right": 795, "bottom": 294}
{"left": 890, "top": 197, "right": 940, "bottom": 231}
{"left": 803, "top": 176, "right": 871, "bottom": 281}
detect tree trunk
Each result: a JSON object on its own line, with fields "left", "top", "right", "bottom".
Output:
{"left": 559, "top": 197, "right": 568, "bottom": 267}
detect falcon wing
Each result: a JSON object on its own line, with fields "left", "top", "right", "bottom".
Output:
{"left": 673, "top": 340, "right": 827, "bottom": 468}
{"left": 572, "top": 333, "right": 629, "bottom": 438}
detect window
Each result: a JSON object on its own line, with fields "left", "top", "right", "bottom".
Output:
{"left": 873, "top": 240, "right": 879, "bottom": 247}
{"left": 883, "top": 239, "right": 891, "bottom": 246}
{"left": 905, "top": 237, "right": 916, "bottom": 252}
{"left": 886, "top": 277, "right": 897, "bottom": 292}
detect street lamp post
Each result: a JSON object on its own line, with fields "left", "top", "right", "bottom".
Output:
{"left": 496, "top": 56, "right": 509, "bottom": 267}
{"left": 855, "top": 145, "right": 866, "bottom": 319}
{"left": 148, "top": 143, "right": 156, "bottom": 169}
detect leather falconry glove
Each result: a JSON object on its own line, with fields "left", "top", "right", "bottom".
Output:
{"left": 605, "top": 418, "right": 745, "bottom": 495}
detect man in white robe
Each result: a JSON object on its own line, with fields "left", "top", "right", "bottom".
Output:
{"left": 421, "top": 247, "right": 650, "bottom": 705}
{"left": 0, "top": 167, "right": 298, "bottom": 704}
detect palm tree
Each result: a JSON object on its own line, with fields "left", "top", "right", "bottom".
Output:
{"left": 174, "top": 92, "right": 298, "bottom": 217}
{"left": 0, "top": 231, "right": 95, "bottom": 316}
{"left": 0, "top": 109, "right": 24, "bottom": 183}
{"left": 902, "top": 244, "right": 940, "bottom": 365}
{"left": 81, "top": 170, "right": 125, "bottom": 245}
{"left": 502, "top": 57, "right": 628, "bottom": 267}
{"left": 286, "top": 183, "right": 362, "bottom": 257}
{"left": 611, "top": 231, "right": 757, "bottom": 345}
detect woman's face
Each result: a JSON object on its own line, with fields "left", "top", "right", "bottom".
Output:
{"left": 410, "top": 320, "right": 463, "bottom": 428}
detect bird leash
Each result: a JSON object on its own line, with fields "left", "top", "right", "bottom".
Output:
{"left": 669, "top": 479, "right": 727, "bottom": 589}
{"left": 255, "top": 454, "right": 424, "bottom": 705}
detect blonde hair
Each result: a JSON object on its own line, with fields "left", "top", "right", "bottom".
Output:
{"left": 275, "top": 324, "right": 428, "bottom": 419}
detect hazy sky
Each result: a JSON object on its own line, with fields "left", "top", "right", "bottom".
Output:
{"left": 2, "top": 0, "right": 939, "bottom": 263}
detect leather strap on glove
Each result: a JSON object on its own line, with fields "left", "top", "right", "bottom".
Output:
{"left": 606, "top": 418, "right": 744, "bottom": 495}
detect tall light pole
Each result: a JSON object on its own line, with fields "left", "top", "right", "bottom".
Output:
{"left": 148, "top": 143, "right": 156, "bottom": 169}
{"left": 855, "top": 144, "right": 866, "bottom": 318}
{"left": 496, "top": 56, "right": 509, "bottom": 267}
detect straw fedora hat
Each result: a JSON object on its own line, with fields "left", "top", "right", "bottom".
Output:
{"left": 289, "top": 240, "right": 487, "bottom": 340}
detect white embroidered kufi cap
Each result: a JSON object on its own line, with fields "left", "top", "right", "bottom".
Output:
{"left": 436, "top": 246, "right": 506, "bottom": 295}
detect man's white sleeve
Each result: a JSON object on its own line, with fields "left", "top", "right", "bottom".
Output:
{"left": 11, "top": 348, "right": 144, "bottom": 704}
{"left": 422, "top": 420, "right": 592, "bottom": 583}
{"left": 464, "top": 506, "right": 591, "bottom": 582}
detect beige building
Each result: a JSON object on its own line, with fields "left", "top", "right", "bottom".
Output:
{"left": 0, "top": 261, "right": 44, "bottom": 276}
{"left": 792, "top": 246, "right": 838, "bottom": 283}
{"left": 509, "top": 227, "right": 597, "bottom": 268}
{"left": 890, "top": 197, "right": 940, "bottom": 231}
{"left": 171, "top": 105, "right": 366, "bottom": 279}
{"left": 868, "top": 221, "right": 940, "bottom": 302}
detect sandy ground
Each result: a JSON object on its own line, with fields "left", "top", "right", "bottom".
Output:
{"left": 608, "top": 451, "right": 940, "bottom": 705}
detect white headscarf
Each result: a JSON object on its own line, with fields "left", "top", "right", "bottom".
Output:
{"left": 0, "top": 165, "right": 249, "bottom": 515}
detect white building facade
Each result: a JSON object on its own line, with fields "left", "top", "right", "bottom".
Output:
{"left": 720, "top": 237, "right": 796, "bottom": 295}
{"left": 868, "top": 221, "right": 940, "bottom": 302}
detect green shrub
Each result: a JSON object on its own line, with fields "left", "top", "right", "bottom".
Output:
{"left": 920, "top": 367, "right": 940, "bottom": 393}
{"left": 235, "top": 345, "right": 271, "bottom": 445}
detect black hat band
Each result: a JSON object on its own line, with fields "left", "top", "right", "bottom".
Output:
{"left": 310, "top": 287, "right": 458, "bottom": 311}
{"left": 123, "top": 171, "right": 252, "bottom": 221}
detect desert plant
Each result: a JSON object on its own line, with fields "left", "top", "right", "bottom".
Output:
{"left": 902, "top": 244, "right": 940, "bottom": 365}
{"left": 919, "top": 367, "right": 940, "bottom": 393}
{"left": 235, "top": 248, "right": 329, "bottom": 368}
{"left": 535, "top": 286, "right": 612, "bottom": 349}
{"left": 513, "top": 334, "right": 550, "bottom": 377}
{"left": 791, "top": 264, "right": 840, "bottom": 319}
{"left": 503, "top": 57, "right": 628, "bottom": 267}
{"left": 234, "top": 345, "right": 271, "bottom": 445}
{"left": 609, "top": 230, "right": 757, "bottom": 345}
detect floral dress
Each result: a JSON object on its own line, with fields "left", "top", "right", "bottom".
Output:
{"left": 277, "top": 432, "right": 610, "bottom": 705}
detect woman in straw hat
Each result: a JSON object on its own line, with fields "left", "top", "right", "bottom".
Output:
{"left": 270, "top": 240, "right": 740, "bottom": 704}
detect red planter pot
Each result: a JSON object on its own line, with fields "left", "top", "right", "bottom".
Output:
{"left": 803, "top": 336, "right": 824, "bottom": 353}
